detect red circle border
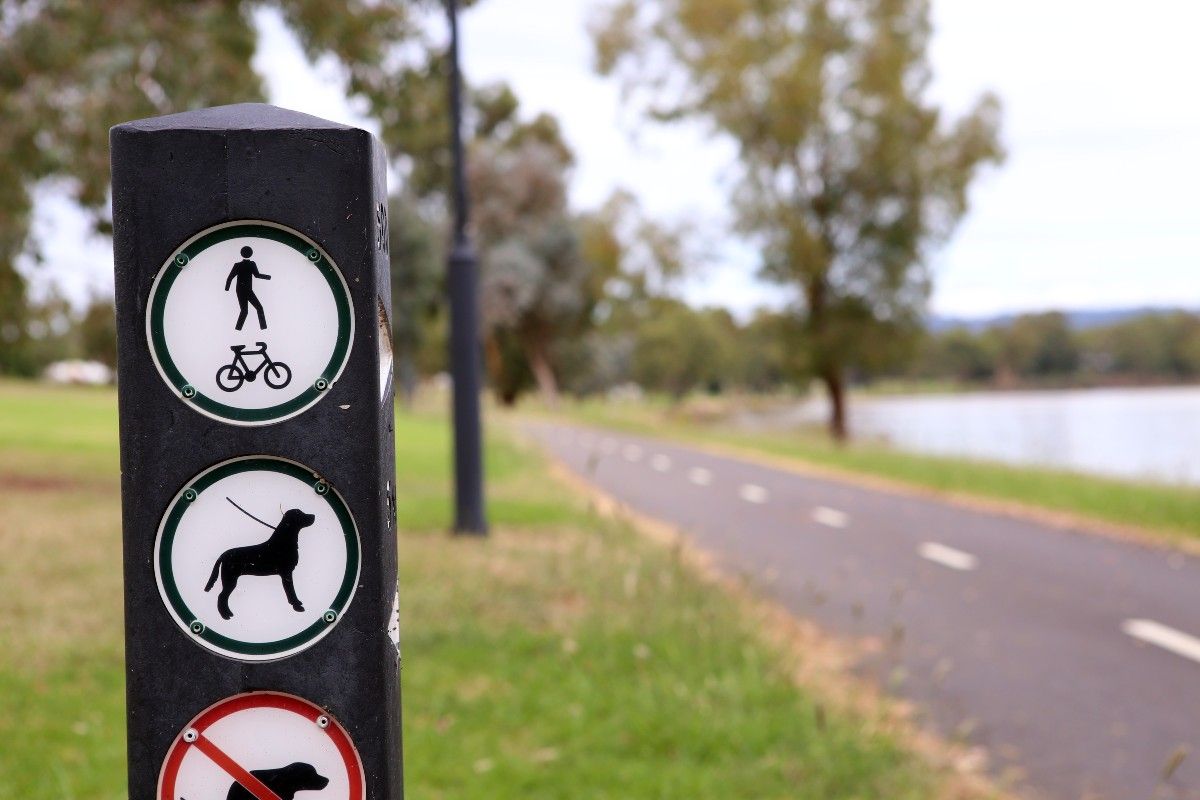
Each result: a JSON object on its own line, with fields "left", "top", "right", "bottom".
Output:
{"left": 158, "top": 691, "right": 364, "bottom": 800}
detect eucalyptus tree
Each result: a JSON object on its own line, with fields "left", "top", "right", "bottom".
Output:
{"left": 387, "top": 193, "right": 445, "bottom": 404}
{"left": 470, "top": 130, "right": 588, "bottom": 406}
{"left": 592, "top": 0, "right": 1003, "bottom": 437}
{"left": 0, "top": 0, "right": 449, "bottom": 372}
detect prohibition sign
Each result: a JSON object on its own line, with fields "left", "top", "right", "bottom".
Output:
{"left": 146, "top": 220, "right": 354, "bottom": 426}
{"left": 159, "top": 692, "right": 364, "bottom": 800}
{"left": 155, "top": 456, "right": 360, "bottom": 661}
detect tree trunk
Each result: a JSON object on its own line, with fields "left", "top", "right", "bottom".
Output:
{"left": 821, "top": 368, "right": 848, "bottom": 441}
{"left": 526, "top": 338, "right": 559, "bottom": 408}
{"left": 483, "top": 335, "right": 518, "bottom": 407}
{"left": 805, "top": 275, "right": 846, "bottom": 441}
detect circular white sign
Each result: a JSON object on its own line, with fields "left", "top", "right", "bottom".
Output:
{"left": 159, "top": 692, "right": 364, "bottom": 800}
{"left": 147, "top": 220, "right": 354, "bottom": 425}
{"left": 155, "top": 457, "right": 360, "bottom": 661}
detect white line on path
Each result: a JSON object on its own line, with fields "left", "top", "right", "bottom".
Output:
{"left": 622, "top": 444, "right": 643, "bottom": 462}
{"left": 688, "top": 467, "right": 713, "bottom": 486}
{"left": 739, "top": 484, "right": 769, "bottom": 504}
{"left": 650, "top": 454, "right": 672, "bottom": 472}
{"left": 812, "top": 506, "right": 849, "bottom": 529}
{"left": 918, "top": 542, "right": 978, "bottom": 571}
{"left": 1122, "top": 619, "right": 1200, "bottom": 665}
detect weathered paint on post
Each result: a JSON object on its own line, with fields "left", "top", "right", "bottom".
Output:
{"left": 110, "top": 103, "right": 401, "bottom": 800}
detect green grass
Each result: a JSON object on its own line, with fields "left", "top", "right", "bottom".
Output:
{"left": 0, "top": 381, "right": 963, "bottom": 799}
{"left": 555, "top": 397, "right": 1200, "bottom": 544}
{"left": 0, "top": 379, "right": 119, "bottom": 477}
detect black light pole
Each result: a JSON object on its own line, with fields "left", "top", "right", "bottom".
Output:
{"left": 446, "top": 0, "right": 487, "bottom": 535}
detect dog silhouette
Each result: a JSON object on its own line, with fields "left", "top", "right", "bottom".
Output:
{"left": 224, "top": 761, "right": 329, "bottom": 800}
{"left": 204, "top": 508, "right": 316, "bottom": 620}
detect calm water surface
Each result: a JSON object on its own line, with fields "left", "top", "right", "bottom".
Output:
{"left": 779, "top": 386, "right": 1200, "bottom": 485}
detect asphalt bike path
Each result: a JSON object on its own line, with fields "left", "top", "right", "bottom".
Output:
{"left": 526, "top": 421, "right": 1200, "bottom": 800}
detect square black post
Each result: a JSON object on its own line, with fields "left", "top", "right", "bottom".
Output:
{"left": 111, "top": 104, "right": 401, "bottom": 800}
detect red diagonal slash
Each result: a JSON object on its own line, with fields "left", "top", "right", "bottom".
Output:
{"left": 192, "top": 733, "right": 285, "bottom": 800}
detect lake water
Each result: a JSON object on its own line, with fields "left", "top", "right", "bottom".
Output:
{"left": 757, "top": 386, "right": 1200, "bottom": 485}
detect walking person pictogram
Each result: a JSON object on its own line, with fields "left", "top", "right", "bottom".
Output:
{"left": 225, "top": 246, "right": 272, "bottom": 330}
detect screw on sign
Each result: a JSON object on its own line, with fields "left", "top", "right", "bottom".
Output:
{"left": 155, "top": 457, "right": 361, "bottom": 661}
{"left": 159, "top": 692, "right": 364, "bottom": 800}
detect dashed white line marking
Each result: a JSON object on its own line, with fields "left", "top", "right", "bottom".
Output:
{"left": 622, "top": 444, "right": 643, "bottom": 462}
{"left": 812, "top": 506, "right": 849, "bottom": 529}
{"left": 688, "top": 467, "right": 713, "bottom": 486}
{"left": 1122, "top": 619, "right": 1200, "bottom": 665}
{"left": 650, "top": 454, "right": 672, "bottom": 472}
{"left": 739, "top": 484, "right": 769, "bottom": 504}
{"left": 918, "top": 542, "right": 978, "bottom": 571}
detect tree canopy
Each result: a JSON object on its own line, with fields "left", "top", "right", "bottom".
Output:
{"left": 592, "top": 0, "right": 1004, "bottom": 437}
{"left": 0, "top": 0, "right": 448, "bottom": 371}
{"left": 469, "top": 112, "right": 588, "bottom": 406}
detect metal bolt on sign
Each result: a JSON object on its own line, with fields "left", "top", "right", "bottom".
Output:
{"left": 111, "top": 104, "right": 401, "bottom": 800}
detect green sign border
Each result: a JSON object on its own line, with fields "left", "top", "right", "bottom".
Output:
{"left": 146, "top": 221, "right": 354, "bottom": 425}
{"left": 155, "top": 456, "right": 361, "bottom": 660}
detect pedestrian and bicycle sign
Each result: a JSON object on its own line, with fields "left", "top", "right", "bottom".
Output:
{"left": 155, "top": 456, "right": 360, "bottom": 661}
{"left": 146, "top": 220, "right": 354, "bottom": 425}
{"left": 158, "top": 692, "right": 364, "bottom": 800}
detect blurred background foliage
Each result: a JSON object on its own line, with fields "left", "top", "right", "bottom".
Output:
{"left": 7, "top": 0, "right": 1188, "bottom": 439}
{"left": 0, "top": 0, "right": 444, "bottom": 373}
{"left": 0, "top": 0, "right": 1012, "bottom": 442}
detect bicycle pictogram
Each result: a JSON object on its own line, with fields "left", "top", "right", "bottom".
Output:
{"left": 215, "top": 342, "right": 293, "bottom": 392}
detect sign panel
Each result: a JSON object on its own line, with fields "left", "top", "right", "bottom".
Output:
{"left": 146, "top": 220, "right": 354, "bottom": 425}
{"left": 159, "top": 692, "right": 364, "bottom": 800}
{"left": 155, "top": 456, "right": 360, "bottom": 661}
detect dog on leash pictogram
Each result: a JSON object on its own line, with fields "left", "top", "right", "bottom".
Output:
{"left": 205, "top": 500, "right": 315, "bottom": 620}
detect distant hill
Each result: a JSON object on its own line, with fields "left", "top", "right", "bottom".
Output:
{"left": 929, "top": 306, "right": 1194, "bottom": 333}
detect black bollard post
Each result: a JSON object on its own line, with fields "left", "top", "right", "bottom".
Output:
{"left": 110, "top": 103, "right": 402, "bottom": 800}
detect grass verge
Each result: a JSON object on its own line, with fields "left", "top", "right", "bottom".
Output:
{"left": 0, "top": 381, "right": 976, "bottom": 799}
{"left": 551, "top": 397, "right": 1200, "bottom": 546}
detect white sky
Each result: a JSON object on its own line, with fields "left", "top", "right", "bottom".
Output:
{"left": 26, "top": 0, "right": 1200, "bottom": 319}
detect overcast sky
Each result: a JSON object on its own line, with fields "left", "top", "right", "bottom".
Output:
{"left": 28, "top": 0, "right": 1200, "bottom": 319}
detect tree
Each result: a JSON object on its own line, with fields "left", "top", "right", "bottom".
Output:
{"left": 736, "top": 309, "right": 810, "bottom": 392}
{"left": 592, "top": 0, "right": 1003, "bottom": 438}
{"left": 910, "top": 327, "right": 996, "bottom": 383}
{"left": 387, "top": 194, "right": 444, "bottom": 404}
{"left": 0, "top": 0, "right": 449, "bottom": 373}
{"left": 577, "top": 190, "right": 692, "bottom": 321}
{"left": 5, "top": 289, "right": 76, "bottom": 376}
{"left": 559, "top": 189, "right": 698, "bottom": 394}
{"left": 470, "top": 131, "right": 589, "bottom": 406}
{"left": 1082, "top": 312, "right": 1200, "bottom": 380}
{"left": 78, "top": 294, "right": 119, "bottom": 368}
{"left": 999, "top": 312, "right": 1079, "bottom": 379}
{"left": 631, "top": 299, "right": 736, "bottom": 399}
